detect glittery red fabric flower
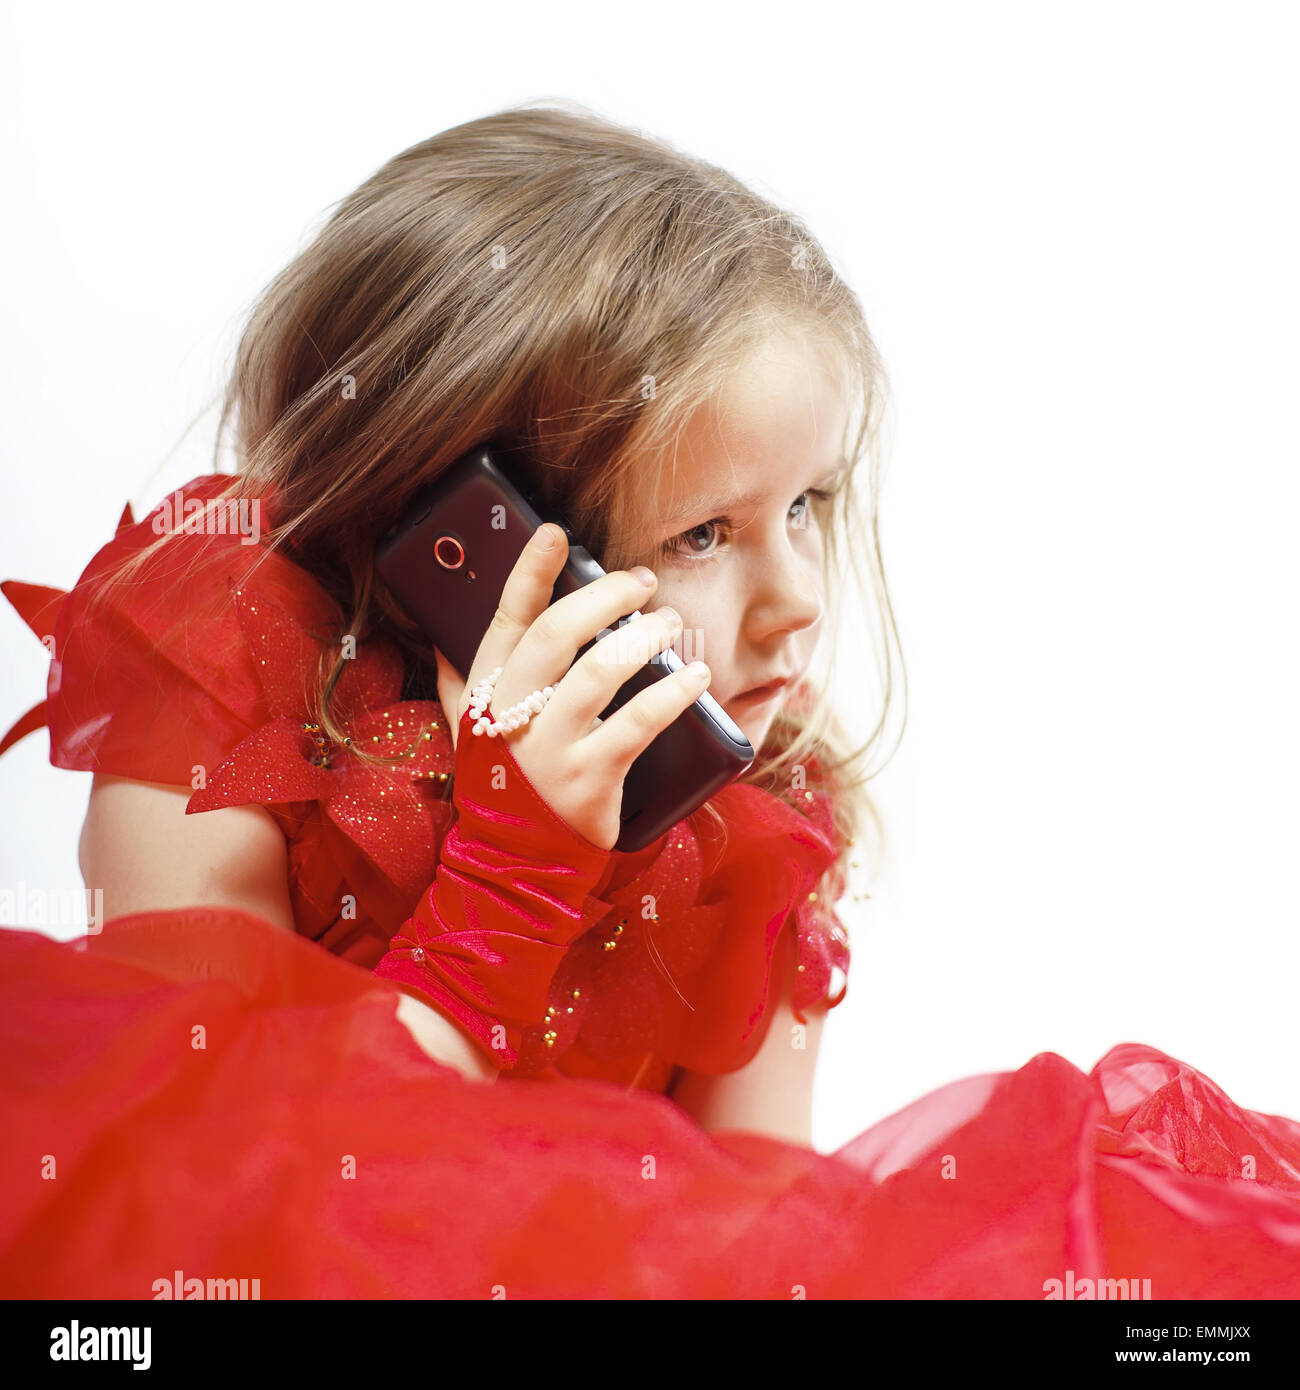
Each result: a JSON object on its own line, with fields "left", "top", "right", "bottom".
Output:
{"left": 184, "top": 579, "right": 454, "bottom": 910}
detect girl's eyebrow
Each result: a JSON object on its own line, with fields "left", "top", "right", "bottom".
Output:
{"left": 660, "top": 456, "right": 847, "bottom": 530}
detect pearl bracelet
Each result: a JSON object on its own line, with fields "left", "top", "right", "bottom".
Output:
{"left": 469, "top": 667, "right": 555, "bottom": 738}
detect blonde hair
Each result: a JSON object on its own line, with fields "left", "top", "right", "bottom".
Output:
{"left": 92, "top": 100, "right": 906, "bottom": 904}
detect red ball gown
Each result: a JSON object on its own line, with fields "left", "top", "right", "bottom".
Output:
{"left": 2, "top": 475, "right": 1299, "bottom": 1299}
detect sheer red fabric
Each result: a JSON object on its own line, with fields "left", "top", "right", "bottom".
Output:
{"left": 2, "top": 475, "right": 1299, "bottom": 1298}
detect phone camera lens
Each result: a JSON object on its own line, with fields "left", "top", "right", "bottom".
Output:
{"left": 434, "top": 535, "right": 465, "bottom": 570}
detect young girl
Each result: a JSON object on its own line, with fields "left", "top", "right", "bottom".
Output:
{"left": 2, "top": 103, "right": 1299, "bottom": 1300}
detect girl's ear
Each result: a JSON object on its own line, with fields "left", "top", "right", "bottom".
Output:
{"left": 433, "top": 647, "right": 467, "bottom": 752}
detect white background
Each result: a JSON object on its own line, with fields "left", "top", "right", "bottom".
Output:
{"left": 2, "top": 2, "right": 1296, "bottom": 1155}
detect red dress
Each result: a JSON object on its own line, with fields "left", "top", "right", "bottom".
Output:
{"left": 2, "top": 474, "right": 1299, "bottom": 1299}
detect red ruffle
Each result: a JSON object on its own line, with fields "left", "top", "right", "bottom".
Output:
{"left": 0, "top": 909, "right": 1297, "bottom": 1298}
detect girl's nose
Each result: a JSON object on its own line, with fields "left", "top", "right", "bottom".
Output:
{"left": 746, "top": 545, "right": 823, "bottom": 640}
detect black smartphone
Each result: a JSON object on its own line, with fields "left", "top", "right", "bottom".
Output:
{"left": 375, "top": 443, "right": 755, "bottom": 851}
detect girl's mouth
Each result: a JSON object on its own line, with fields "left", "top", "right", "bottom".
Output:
{"left": 733, "top": 677, "right": 791, "bottom": 705}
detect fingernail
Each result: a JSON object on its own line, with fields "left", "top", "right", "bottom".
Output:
{"left": 631, "top": 566, "right": 656, "bottom": 586}
{"left": 533, "top": 524, "right": 558, "bottom": 550}
{"left": 686, "top": 661, "right": 709, "bottom": 679}
{"left": 659, "top": 606, "right": 680, "bottom": 626}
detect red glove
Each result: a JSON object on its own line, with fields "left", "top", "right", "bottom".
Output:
{"left": 374, "top": 707, "right": 614, "bottom": 1071}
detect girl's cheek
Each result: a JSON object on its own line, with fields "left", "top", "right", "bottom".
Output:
{"left": 650, "top": 587, "right": 703, "bottom": 664}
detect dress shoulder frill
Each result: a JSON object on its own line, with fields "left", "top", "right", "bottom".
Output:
{"left": 0, "top": 473, "right": 850, "bottom": 1091}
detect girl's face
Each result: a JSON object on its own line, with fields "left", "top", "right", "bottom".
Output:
{"left": 619, "top": 332, "right": 849, "bottom": 750}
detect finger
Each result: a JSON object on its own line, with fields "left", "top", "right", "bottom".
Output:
{"left": 550, "top": 606, "right": 683, "bottom": 737}
{"left": 582, "top": 659, "right": 712, "bottom": 772}
{"left": 465, "top": 523, "right": 571, "bottom": 696}
{"left": 501, "top": 565, "right": 659, "bottom": 712}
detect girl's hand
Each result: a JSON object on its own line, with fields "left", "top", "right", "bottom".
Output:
{"left": 431, "top": 522, "right": 710, "bottom": 852}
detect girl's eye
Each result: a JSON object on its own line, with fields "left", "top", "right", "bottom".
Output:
{"left": 658, "top": 488, "right": 836, "bottom": 563}
{"left": 669, "top": 520, "right": 724, "bottom": 560}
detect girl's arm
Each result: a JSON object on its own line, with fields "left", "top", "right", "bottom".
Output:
{"left": 79, "top": 773, "right": 497, "bottom": 1085}
{"left": 668, "top": 945, "right": 826, "bottom": 1148}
